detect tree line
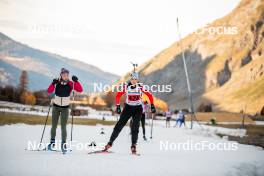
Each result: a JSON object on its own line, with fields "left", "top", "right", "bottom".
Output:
{"left": 0, "top": 70, "right": 50, "bottom": 106}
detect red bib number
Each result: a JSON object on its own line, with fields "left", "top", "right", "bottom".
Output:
{"left": 128, "top": 95, "right": 140, "bottom": 101}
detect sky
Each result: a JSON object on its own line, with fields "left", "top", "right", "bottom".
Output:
{"left": 0, "top": 0, "right": 240, "bottom": 75}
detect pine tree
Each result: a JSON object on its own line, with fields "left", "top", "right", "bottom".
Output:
{"left": 18, "top": 70, "right": 29, "bottom": 104}
{"left": 18, "top": 70, "right": 28, "bottom": 93}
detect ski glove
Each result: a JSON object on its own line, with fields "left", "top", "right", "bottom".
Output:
{"left": 52, "top": 79, "right": 59, "bottom": 85}
{"left": 150, "top": 104, "right": 156, "bottom": 113}
{"left": 116, "top": 105, "right": 121, "bottom": 114}
{"left": 72, "top": 75, "right": 78, "bottom": 82}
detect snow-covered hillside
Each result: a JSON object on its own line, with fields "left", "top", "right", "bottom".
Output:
{"left": 0, "top": 122, "right": 263, "bottom": 176}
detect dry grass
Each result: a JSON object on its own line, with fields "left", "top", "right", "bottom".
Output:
{"left": 0, "top": 112, "right": 255, "bottom": 126}
{"left": 233, "top": 76, "right": 264, "bottom": 101}
{"left": 214, "top": 124, "right": 264, "bottom": 148}
{"left": 206, "top": 54, "right": 228, "bottom": 72}
{"left": 185, "top": 112, "right": 254, "bottom": 123}
{"left": 216, "top": 124, "right": 264, "bottom": 136}
{"left": 203, "top": 56, "right": 264, "bottom": 114}
{"left": 0, "top": 112, "right": 117, "bottom": 126}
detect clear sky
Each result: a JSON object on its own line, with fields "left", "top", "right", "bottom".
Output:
{"left": 0, "top": 0, "right": 240, "bottom": 75}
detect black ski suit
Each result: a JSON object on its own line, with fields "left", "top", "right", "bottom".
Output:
{"left": 109, "top": 82, "right": 154, "bottom": 146}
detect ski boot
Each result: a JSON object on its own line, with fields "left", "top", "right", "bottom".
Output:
{"left": 100, "top": 128, "right": 105, "bottom": 135}
{"left": 102, "top": 142, "right": 112, "bottom": 152}
{"left": 61, "top": 142, "right": 67, "bottom": 154}
{"left": 143, "top": 135, "right": 147, "bottom": 141}
{"left": 131, "top": 144, "right": 137, "bottom": 155}
{"left": 88, "top": 141, "right": 97, "bottom": 147}
{"left": 47, "top": 139, "right": 55, "bottom": 151}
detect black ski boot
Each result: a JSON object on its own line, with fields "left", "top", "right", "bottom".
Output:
{"left": 61, "top": 142, "right": 67, "bottom": 154}
{"left": 88, "top": 141, "right": 97, "bottom": 147}
{"left": 47, "top": 139, "right": 55, "bottom": 151}
{"left": 100, "top": 128, "right": 105, "bottom": 135}
{"left": 143, "top": 136, "right": 147, "bottom": 141}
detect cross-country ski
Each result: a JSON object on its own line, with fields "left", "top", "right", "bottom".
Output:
{"left": 87, "top": 150, "right": 114, "bottom": 155}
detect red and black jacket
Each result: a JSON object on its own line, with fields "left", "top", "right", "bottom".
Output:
{"left": 47, "top": 80, "right": 83, "bottom": 107}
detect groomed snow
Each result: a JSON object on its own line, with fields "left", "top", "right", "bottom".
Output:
{"left": 0, "top": 122, "right": 263, "bottom": 176}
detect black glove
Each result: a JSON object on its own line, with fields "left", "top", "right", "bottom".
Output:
{"left": 72, "top": 75, "right": 78, "bottom": 82}
{"left": 151, "top": 104, "right": 156, "bottom": 113}
{"left": 116, "top": 105, "right": 121, "bottom": 114}
{"left": 52, "top": 79, "right": 59, "bottom": 85}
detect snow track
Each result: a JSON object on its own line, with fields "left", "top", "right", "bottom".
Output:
{"left": 0, "top": 124, "right": 263, "bottom": 176}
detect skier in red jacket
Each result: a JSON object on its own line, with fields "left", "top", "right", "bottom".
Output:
{"left": 103, "top": 72, "right": 156, "bottom": 154}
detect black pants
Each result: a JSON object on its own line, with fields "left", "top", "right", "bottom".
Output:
{"left": 109, "top": 104, "right": 142, "bottom": 145}
{"left": 141, "top": 113, "right": 146, "bottom": 136}
{"left": 129, "top": 113, "right": 146, "bottom": 136}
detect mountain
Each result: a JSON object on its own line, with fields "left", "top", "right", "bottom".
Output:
{"left": 0, "top": 33, "right": 119, "bottom": 91}
{"left": 120, "top": 0, "right": 264, "bottom": 114}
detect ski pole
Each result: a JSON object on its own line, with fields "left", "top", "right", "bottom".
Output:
{"left": 70, "top": 81, "right": 75, "bottom": 142}
{"left": 39, "top": 100, "right": 52, "bottom": 150}
{"left": 150, "top": 113, "right": 154, "bottom": 139}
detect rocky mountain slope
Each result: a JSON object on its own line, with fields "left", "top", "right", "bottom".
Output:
{"left": 123, "top": 0, "right": 264, "bottom": 114}
{"left": 0, "top": 33, "right": 119, "bottom": 91}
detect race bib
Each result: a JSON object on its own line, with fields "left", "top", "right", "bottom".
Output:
{"left": 128, "top": 95, "right": 140, "bottom": 101}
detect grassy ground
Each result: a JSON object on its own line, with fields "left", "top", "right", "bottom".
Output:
{"left": 1, "top": 111, "right": 255, "bottom": 125}
{"left": 185, "top": 112, "right": 255, "bottom": 124}
{"left": 0, "top": 112, "right": 117, "bottom": 126}
{"left": 214, "top": 124, "right": 264, "bottom": 148}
